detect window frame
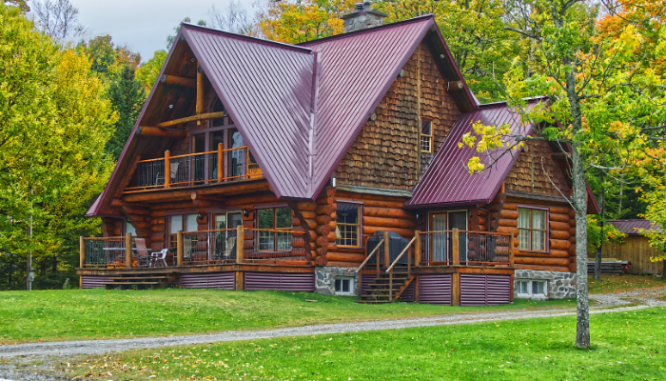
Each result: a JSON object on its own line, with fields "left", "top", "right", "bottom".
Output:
{"left": 517, "top": 205, "right": 549, "bottom": 253}
{"left": 335, "top": 202, "right": 362, "bottom": 248}
{"left": 166, "top": 212, "right": 199, "bottom": 250}
{"left": 516, "top": 279, "right": 548, "bottom": 299}
{"left": 420, "top": 119, "right": 433, "bottom": 153}
{"left": 334, "top": 277, "right": 354, "bottom": 296}
{"left": 255, "top": 205, "right": 293, "bottom": 252}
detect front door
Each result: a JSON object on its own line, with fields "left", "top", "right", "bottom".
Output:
{"left": 428, "top": 210, "right": 468, "bottom": 263}
{"left": 211, "top": 212, "right": 243, "bottom": 260}
{"left": 448, "top": 211, "right": 468, "bottom": 263}
{"left": 430, "top": 213, "right": 448, "bottom": 262}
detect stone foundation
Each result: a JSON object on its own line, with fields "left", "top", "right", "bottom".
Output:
{"left": 514, "top": 270, "right": 576, "bottom": 300}
{"left": 315, "top": 266, "right": 359, "bottom": 296}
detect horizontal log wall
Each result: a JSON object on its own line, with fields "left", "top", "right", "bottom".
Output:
{"left": 491, "top": 194, "right": 576, "bottom": 273}
{"left": 325, "top": 191, "right": 415, "bottom": 267}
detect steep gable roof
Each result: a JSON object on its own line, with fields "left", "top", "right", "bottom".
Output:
{"left": 88, "top": 15, "right": 476, "bottom": 216}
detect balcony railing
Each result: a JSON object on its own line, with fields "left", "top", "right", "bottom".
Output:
{"left": 125, "top": 145, "right": 263, "bottom": 192}
{"left": 418, "top": 229, "right": 514, "bottom": 267}
{"left": 79, "top": 236, "right": 131, "bottom": 268}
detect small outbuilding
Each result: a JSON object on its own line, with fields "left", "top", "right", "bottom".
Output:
{"left": 601, "top": 220, "right": 663, "bottom": 275}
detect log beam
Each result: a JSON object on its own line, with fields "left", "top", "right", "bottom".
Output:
{"left": 155, "top": 112, "right": 227, "bottom": 128}
{"left": 137, "top": 126, "right": 186, "bottom": 139}
{"left": 161, "top": 74, "right": 196, "bottom": 88}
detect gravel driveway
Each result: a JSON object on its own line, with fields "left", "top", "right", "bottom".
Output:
{"left": 1, "top": 290, "right": 665, "bottom": 381}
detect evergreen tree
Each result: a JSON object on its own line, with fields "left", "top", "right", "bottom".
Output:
{"left": 106, "top": 65, "right": 145, "bottom": 160}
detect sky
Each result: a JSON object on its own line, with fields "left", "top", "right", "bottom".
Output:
{"left": 61, "top": 0, "right": 264, "bottom": 62}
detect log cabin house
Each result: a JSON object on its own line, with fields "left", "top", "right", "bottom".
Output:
{"left": 80, "top": 3, "right": 599, "bottom": 304}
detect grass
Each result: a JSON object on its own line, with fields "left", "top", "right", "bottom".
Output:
{"left": 61, "top": 307, "right": 666, "bottom": 381}
{"left": 588, "top": 274, "right": 666, "bottom": 294}
{"left": 0, "top": 289, "right": 576, "bottom": 344}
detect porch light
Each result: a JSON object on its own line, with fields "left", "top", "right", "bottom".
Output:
{"left": 242, "top": 208, "right": 249, "bottom": 217}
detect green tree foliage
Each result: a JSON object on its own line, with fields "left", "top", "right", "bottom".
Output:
{"left": 375, "top": 0, "right": 524, "bottom": 102}
{"left": 0, "top": 4, "right": 115, "bottom": 289}
{"left": 135, "top": 49, "right": 167, "bottom": 93}
{"left": 105, "top": 65, "right": 145, "bottom": 160}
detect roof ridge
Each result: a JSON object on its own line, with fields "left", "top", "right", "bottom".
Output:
{"left": 181, "top": 23, "right": 312, "bottom": 54}
{"left": 299, "top": 14, "right": 434, "bottom": 47}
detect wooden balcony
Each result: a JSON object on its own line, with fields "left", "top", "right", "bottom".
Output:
{"left": 123, "top": 145, "right": 263, "bottom": 194}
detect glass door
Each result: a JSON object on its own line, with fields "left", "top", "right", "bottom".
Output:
{"left": 430, "top": 213, "right": 448, "bottom": 262}
{"left": 229, "top": 129, "right": 245, "bottom": 180}
{"left": 448, "top": 211, "right": 468, "bottom": 263}
{"left": 212, "top": 212, "right": 243, "bottom": 261}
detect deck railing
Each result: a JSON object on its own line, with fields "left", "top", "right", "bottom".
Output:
{"left": 79, "top": 235, "right": 133, "bottom": 268}
{"left": 180, "top": 228, "right": 239, "bottom": 265}
{"left": 125, "top": 145, "right": 263, "bottom": 192}
{"left": 418, "top": 229, "right": 514, "bottom": 267}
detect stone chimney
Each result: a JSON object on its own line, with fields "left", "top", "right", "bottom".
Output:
{"left": 341, "top": 1, "right": 388, "bottom": 33}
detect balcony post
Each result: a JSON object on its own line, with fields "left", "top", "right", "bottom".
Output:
{"left": 79, "top": 236, "right": 85, "bottom": 269}
{"left": 125, "top": 232, "right": 133, "bottom": 268}
{"left": 217, "top": 143, "right": 223, "bottom": 182}
{"left": 236, "top": 225, "right": 244, "bottom": 264}
{"left": 414, "top": 231, "right": 421, "bottom": 267}
{"left": 383, "top": 231, "right": 390, "bottom": 268}
{"left": 509, "top": 232, "right": 515, "bottom": 267}
{"left": 164, "top": 150, "right": 171, "bottom": 188}
{"left": 177, "top": 230, "right": 184, "bottom": 267}
{"left": 452, "top": 228, "right": 460, "bottom": 266}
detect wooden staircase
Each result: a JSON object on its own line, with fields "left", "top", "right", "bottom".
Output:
{"left": 358, "top": 267, "right": 415, "bottom": 303}
{"left": 101, "top": 274, "right": 175, "bottom": 290}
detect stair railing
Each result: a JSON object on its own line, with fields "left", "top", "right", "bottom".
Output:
{"left": 385, "top": 236, "right": 417, "bottom": 301}
{"left": 355, "top": 238, "right": 384, "bottom": 290}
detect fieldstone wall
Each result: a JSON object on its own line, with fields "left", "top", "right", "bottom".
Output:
{"left": 315, "top": 266, "right": 359, "bottom": 296}
{"left": 514, "top": 269, "right": 577, "bottom": 300}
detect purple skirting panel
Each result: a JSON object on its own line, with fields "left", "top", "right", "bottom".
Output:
{"left": 81, "top": 276, "right": 111, "bottom": 289}
{"left": 180, "top": 273, "right": 235, "bottom": 290}
{"left": 417, "top": 274, "right": 452, "bottom": 305}
{"left": 244, "top": 272, "right": 314, "bottom": 292}
{"left": 460, "top": 274, "right": 511, "bottom": 306}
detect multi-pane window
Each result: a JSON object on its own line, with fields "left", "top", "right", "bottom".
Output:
{"left": 335, "top": 277, "right": 353, "bottom": 295}
{"left": 336, "top": 203, "right": 360, "bottom": 247}
{"left": 516, "top": 280, "right": 547, "bottom": 299}
{"left": 420, "top": 120, "right": 433, "bottom": 153}
{"left": 257, "top": 207, "right": 292, "bottom": 251}
{"left": 517, "top": 208, "right": 547, "bottom": 251}
{"left": 168, "top": 214, "right": 198, "bottom": 249}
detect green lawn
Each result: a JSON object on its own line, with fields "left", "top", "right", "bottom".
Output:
{"left": 0, "top": 289, "right": 576, "bottom": 343}
{"left": 588, "top": 274, "right": 666, "bottom": 294}
{"left": 62, "top": 307, "right": 666, "bottom": 381}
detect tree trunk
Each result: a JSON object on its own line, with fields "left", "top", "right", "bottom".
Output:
{"left": 565, "top": 67, "right": 591, "bottom": 349}
{"left": 662, "top": 256, "right": 666, "bottom": 279}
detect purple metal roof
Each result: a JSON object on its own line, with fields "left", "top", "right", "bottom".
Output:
{"left": 406, "top": 101, "right": 536, "bottom": 208}
{"left": 182, "top": 25, "right": 315, "bottom": 199}
{"left": 88, "top": 15, "right": 478, "bottom": 216}
{"left": 607, "top": 220, "right": 660, "bottom": 236}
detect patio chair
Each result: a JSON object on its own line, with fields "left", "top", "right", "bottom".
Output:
{"left": 151, "top": 248, "right": 169, "bottom": 268}
{"left": 134, "top": 238, "right": 150, "bottom": 267}
{"left": 155, "top": 161, "right": 180, "bottom": 186}
{"left": 223, "top": 236, "right": 237, "bottom": 259}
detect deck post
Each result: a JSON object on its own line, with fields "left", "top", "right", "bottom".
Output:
{"left": 509, "top": 232, "right": 515, "bottom": 267}
{"left": 125, "top": 232, "right": 133, "bottom": 268}
{"left": 414, "top": 231, "right": 421, "bottom": 266}
{"left": 236, "top": 225, "right": 244, "bottom": 264}
{"left": 452, "top": 272, "right": 461, "bottom": 306}
{"left": 79, "top": 236, "right": 85, "bottom": 269}
{"left": 217, "top": 143, "right": 223, "bottom": 182}
{"left": 383, "top": 231, "right": 390, "bottom": 268}
{"left": 452, "top": 228, "right": 460, "bottom": 266}
{"left": 164, "top": 150, "right": 171, "bottom": 188}
{"left": 177, "top": 230, "right": 184, "bottom": 267}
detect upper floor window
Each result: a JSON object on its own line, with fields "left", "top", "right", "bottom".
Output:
{"left": 421, "top": 120, "right": 432, "bottom": 153}
{"left": 517, "top": 207, "right": 547, "bottom": 252}
{"left": 336, "top": 203, "right": 361, "bottom": 247}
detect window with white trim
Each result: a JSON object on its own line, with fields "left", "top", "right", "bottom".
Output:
{"left": 517, "top": 207, "right": 547, "bottom": 251}
{"left": 334, "top": 277, "right": 354, "bottom": 295}
{"left": 336, "top": 203, "right": 360, "bottom": 247}
{"left": 516, "top": 280, "right": 547, "bottom": 298}
{"left": 420, "top": 120, "right": 433, "bottom": 153}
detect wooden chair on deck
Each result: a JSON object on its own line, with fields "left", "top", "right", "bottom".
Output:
{"left": 223, "top": 236, "right": 236, "bottom": 260}
{"left": 135, "top": 238, "right": 151, "bottom": 267}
